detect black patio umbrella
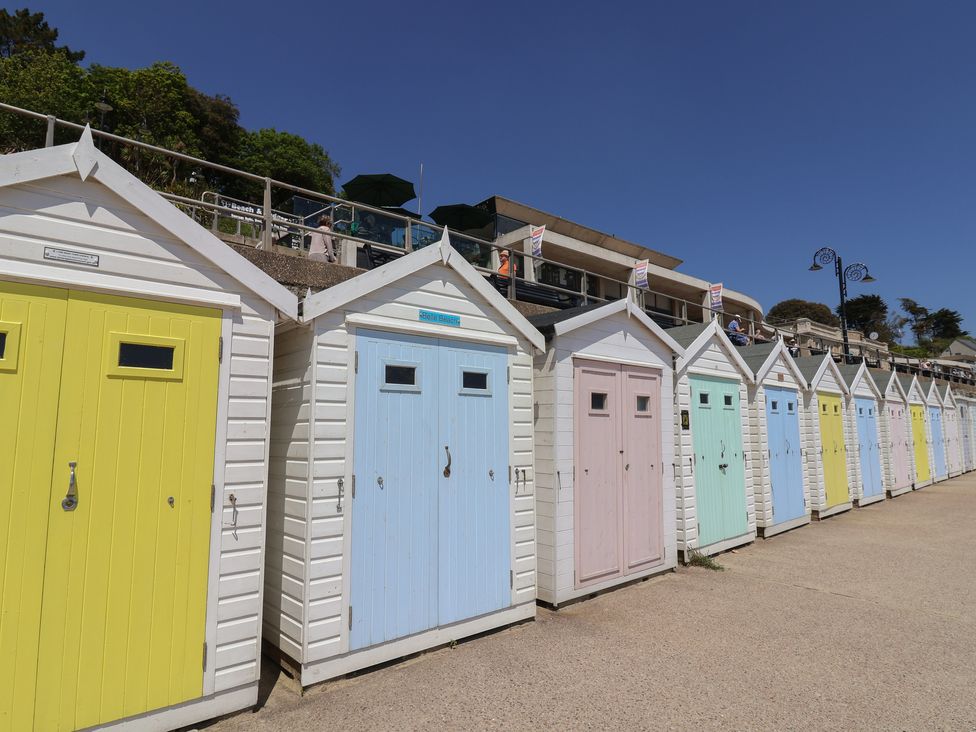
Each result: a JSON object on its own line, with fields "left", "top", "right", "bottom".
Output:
{"left": 429, "top": 203, "right": 491, "bottom": 231}
{"left": 341, "top": 173, "right": 416, "bottom": 208}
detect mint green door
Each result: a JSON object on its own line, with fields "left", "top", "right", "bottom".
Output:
{"left": 690, "top": 375, "right": 747, "bottom": 548}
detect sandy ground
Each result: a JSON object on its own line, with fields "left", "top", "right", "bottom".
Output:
{"left": 203, "top": 474, "right": 976, "bottom": 731}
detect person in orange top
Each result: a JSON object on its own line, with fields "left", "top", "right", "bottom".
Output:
{"left": 498, "top": 249, "right": 513, "bottom": 276}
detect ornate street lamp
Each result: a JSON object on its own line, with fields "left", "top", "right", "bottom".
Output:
{"left": 809, "top": 247, "right": 876, "bottom": 361}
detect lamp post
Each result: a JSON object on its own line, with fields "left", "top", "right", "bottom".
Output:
{"left": 809, "top": 247, "right": 876, "bottom": 362}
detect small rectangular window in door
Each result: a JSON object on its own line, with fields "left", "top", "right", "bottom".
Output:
{"left": 770, "top": 400, "right": 779, "bottom": 412}
{"left": 106, "top": 332, "right": 184, "bottom": 380}
{"left": 788, "top": 402, "right": 795, "bottom": 413}
{"left": 0, "top": 321, "right": 20, "bottom": 372}
{"left": 382, "top": 362, "right": 421, "bottom": 392}
{"left": 635, "top": 394, "right": 651, "bottom": 414}
{"left": 590, "top": 392, "right": 609, "bottom": 411}
{"left": 699, "top": 392, "right": 710, "bottom": 407}
{"left": 723, "top": 394, "right": 734, "bottom": 408}
{"left": 459, "top": 369, "right": 491, "bottom": 396}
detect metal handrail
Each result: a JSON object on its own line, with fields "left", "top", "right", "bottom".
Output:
{"left": 4, "top": 100, "right": 759, "bottom": 331}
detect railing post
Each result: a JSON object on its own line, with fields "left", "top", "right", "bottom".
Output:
{"left": 45, "top": 115, "right": 56, "bottom": 147}
{"left": 680, "top": 300, "right": 688, "bottom": 325}
{"left": 581, "top": 271, "right": 588, "bottom": 305}
{"left": 521, "top": 237, "right": 536, "bottom": 282}
{"left": 404, "top": 221, "right": 413, "bottom": 252}
{"left": 261, "top": 177, "right": 273, "bottom": 250}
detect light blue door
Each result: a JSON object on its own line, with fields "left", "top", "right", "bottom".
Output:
{"left": 855, "top": 397, "right": 883, "bottom": 498}
{"left": 351, "top": 330, "right": 511, "bottom": 651}
{"left": 766, "top": 386, "right": 805, "bottom": 523}
{"left": 929, "top": 406, "right": 947, "bottom": 479}
{"left": 351, "top": 330, "right": 439, "bottom": 650}
{"left": 438, "top": 341, "right": 510, "bottom": 625}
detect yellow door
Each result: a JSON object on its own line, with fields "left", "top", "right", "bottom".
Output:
{"left": 0, "top": 285, "right": 221, "bottom": 732}
{"left": 0, "top": 281, "right": 69, "bottom": 732}
{"left": 911, "top": 405, "right": 930, "bottom": 484}
{"left": 818, "top": 393, "right": 849, "bottom": 507}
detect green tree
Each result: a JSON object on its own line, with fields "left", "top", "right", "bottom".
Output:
{"left": 0, "top": 8, "right": 84, "bottom": 62}
{"left": 0, "top": 49, "right": 92, "bottom": 151}
{"left": 898, "top": 298, "right": 931, "bottom": 344}
{"left": 928, "top": 308, "right": 966, "bottom": 341}
{"left": 230, "top": 128, "right": 341, "bottom": 204}
{"left": 767, "top": 299, "right": 840, "bottom": 328}
{"left": 839, "top": 293, "right": 895, "bottom": 343}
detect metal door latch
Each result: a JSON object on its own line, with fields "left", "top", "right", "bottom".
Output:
{"left": 719, "top": 463, "right": 729, "bottom": 470}
{"left": 336, "top": 477, "right": 344, "bottom": 513}
{"left": 62, "top": 461, "right": 78, "bottom": 511}
{"left": 443, "top": 446, "right": 452, "bottom": 478}
{"left": 488, "top": 469, "right": 495, "bottom": 481}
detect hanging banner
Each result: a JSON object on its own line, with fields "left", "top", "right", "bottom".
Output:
{"left": 709, "top": 282, "right": 724, "bottom": 311}
{"left": 635, "top": 259, "right": 649, "bottom": 289}
{"left": 530, "top": 225, "right": 545, "bottom": 258}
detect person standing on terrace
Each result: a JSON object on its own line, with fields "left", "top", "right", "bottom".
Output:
{"left": 498, "top": 249, "right": 513, "bottom": 276}
{"left": 308, "top": 215, "right": 337, "bottom": 263}
{"left": 727, "top": 313, "right": 749, "bottom": 346}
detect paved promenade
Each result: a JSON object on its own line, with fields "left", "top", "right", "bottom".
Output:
{"left": 207, "top": 474, "right": 976, "bottom": 731}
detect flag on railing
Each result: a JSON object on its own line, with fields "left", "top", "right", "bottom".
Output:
{"left": 530, "top": 225, "right": 545, "bottom": 257}
{"left": 635, "top": 259, "right": 649, "bottom": 289}
{"left": 709, "top": 282, "right": 724, "bottom": 311}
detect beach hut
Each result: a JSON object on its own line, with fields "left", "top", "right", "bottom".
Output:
{"left": 838, "top": 361, "right": 886, "bottom": 507}
{"left": 670, "top": 320, "right": 756, "bottom": 558}
{"left": 0, "top": 130, "right": 298, "bottom": 731}
{"left": 739, "top": 340, "right": 810, "bottom": 537}
{"left": 938, "top": 384, "right": 964, "bottom": 478}
{"left": 528, "top": 299, "right": 683, "bottom": 606}
{"left": 264, "top": 232, "right": 543, "bottom": 685}
{"left": 959, "top": 394, "right": 976, "bottom": 473}
{"left": 870, "top": 369, "right": 914, "bottom": 496}
{"left": 920, "top": 379, "right": 949, "bottom": 482}
{"left": 899, "top": 374, "right": 933, "bottom": 489}
{"left": 794, "top": 355, "right": 854, "bottom": 519}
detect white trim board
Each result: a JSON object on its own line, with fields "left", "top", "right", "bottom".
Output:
{"left": 551, "top": 299, "right": 685, "bottom": 356}
{"left": 675, "top": 319, "right": 754, "bottom": 381}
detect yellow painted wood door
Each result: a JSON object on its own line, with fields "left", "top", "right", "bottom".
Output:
{"left": 0, "top": 281, "right": 69, "bottom": 732}
{"left": 0, "top": 286, "right": 222, "bottom": 732}
{"left": 911, "top": 405, "right": 930, "bottom": 484}
{"left": 818, "top": 393, "right": 849, "bottom": 507}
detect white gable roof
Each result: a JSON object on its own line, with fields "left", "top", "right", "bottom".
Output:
{"left": 301, "top": 229, "right": 545, "bottom": 352}
{"left": 843, "top": 361, "right": 883, "bottom": 399}
{"left": 750, "top": 339, "right": 807, "bottom": 386}
{"left": 0, "top": 128, "right": 298, "bottom": 319}
{"left": 547, "top": 298, "right": 685, "bottom": 355}
{"left": 674, "top": 318, "right": 754, "bottom": 382}
{"left": 873, "top": 369, "right": 908, "bottom": 403}
{"left": 800, "top": 354, "right": 851, "bottom": 396}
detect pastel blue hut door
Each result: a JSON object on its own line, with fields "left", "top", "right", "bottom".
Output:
{"left": 766, "top": 386, "right": 805, "bottom": 522}
{"left": 351, "top": 330, "right": 439, "bottom": 650}
{"left": 929, "top": 406, "right": 947, "bottom": 478}
{"left": 438, "top": 340, "right": 510, "bottom": 625}
{"left": 855, "top": 398, "right": 883, "bottom": 497}
{"left": 351, "top": 330, "right": 511, "bottom": 651}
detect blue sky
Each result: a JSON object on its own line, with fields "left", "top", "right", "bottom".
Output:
{"left": 34, "top": 0, "right": 976, "bottom": 336}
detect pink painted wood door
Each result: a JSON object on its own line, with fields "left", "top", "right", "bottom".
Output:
{"left": 888, "top": 405, "right": 911, "bottom": 490}
{"left": 622, "top": 366, "right": 663, "bottom": 572}
{"left": 574, "top": 360, "right": 623, "bottom": 585}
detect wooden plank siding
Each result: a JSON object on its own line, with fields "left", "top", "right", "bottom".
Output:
{"left": 0, "top": 175, "right": 281, "bottom": 698}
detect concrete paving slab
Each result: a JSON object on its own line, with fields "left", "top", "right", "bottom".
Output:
{"left": 204, "top": 474, "right": 976, "bottom": 731}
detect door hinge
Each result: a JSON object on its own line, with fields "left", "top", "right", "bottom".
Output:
{"left": 354, "top": 350, "right": 359, "bottom": 373}
{"left": 202, "top": 641, "right": 207, "bottom": 671}
{"left": 697, "top": 523, "right": 700, "bottom": 536}
{"left": 351, "top": 474, "right": 356, "bottom": 499}
{"left": 210, "top": 484, "right": 215, "bottom": 513}
{"left": 510, "top": 570, "right": 514, "bottom": 589}
{"left": 509, "top": 465, "right": 512, "bottom": 483}
{"left": 218, "top": 336, "right": 224, "bottom": 363}
{"left": 348, "top": 606, "right": 353, "bottom": 630}
{"left": 507, "top": 366, "right": 511, "bottom": 384}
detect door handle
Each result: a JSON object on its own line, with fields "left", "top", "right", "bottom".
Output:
{"left": 443, "top": 445, "right": 451, "bottom": 478}
{"left": 62, "top": 461, "right": 78, "bottom": 511}
{"left": 719, "top": 463, "right": 729, "bottom": 470}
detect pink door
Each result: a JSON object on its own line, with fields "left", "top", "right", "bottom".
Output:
{"left": 574, "top": 361, "right": 622, "bottom": 585}
{"left": 574, "top": 360, "right": 663, "bottom": 589}
{"left": 622, "top": 366, "right": 663, "bottom": 572}
{"left": 889, "top": 405, "right": 911, "bottom": 490}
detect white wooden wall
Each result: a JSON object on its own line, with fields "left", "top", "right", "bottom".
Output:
{"left": 675, "top": 339, "right": 755, "bottom": 554}
{"left": 533, "top": 310, "right": 677, "bottom": 604}
{"left": 265, "top": 265, "right": 537, "bottom": 668}
{"left": 0, "top": 175, "right": 280, "bottom": 697}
